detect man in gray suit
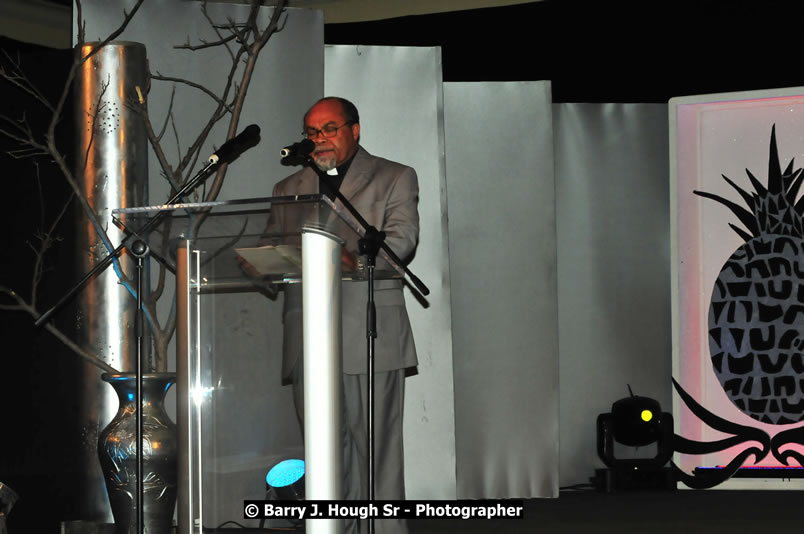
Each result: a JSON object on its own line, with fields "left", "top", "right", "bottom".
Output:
{"left": 271, "top": 96, "right": 419, "bottom": 534}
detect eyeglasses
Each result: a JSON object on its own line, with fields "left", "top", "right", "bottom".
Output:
{"left": 303, "top": 121, "right": 353, "bottom": 139}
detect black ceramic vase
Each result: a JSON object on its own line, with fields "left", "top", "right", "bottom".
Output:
{"left": 98, "top": 373, "right": 177, "bottom": 534}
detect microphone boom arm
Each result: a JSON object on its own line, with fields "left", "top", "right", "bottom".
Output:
{"left": 332, "top": 186, "right": 430, "bottom": 297}
{"left": 36, "top": 124, "right": 262, "bottom": 327}
{"left": 35, "top": 158, "right": 219, "bottom": 327}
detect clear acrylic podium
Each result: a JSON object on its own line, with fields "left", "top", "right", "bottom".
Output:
{"left": 113, "top": 194, "right": 402, "bottom": 534}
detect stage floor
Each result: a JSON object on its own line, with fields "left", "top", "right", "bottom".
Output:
{"left": 408, "top": 490, "right": 803, "bottom": 534}
{"left": 49, "top": 489, "right": 804, "bottom": 533}
{"left": 190, "top": 489, "right": 804, "bottom": 533}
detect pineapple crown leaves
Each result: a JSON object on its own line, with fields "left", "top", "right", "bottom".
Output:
{"left": 693, "top": 124, "right": 804, "bottom": 240}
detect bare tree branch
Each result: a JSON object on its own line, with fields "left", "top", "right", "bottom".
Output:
{"left": 133, "top": 88, "right": 182, "bottom": 193}
{"left": 221, "top": 18, "right": 252, "bottom": 46}
{"left": 29, "top": 163, "right": 74, "bottom": 306}
{"left": 151, "top": 72, "right": 233, "bottom": 113}
{"left": 78, "top": 0, "right": 146, "bottom": 63}
{"left": 174, "top": 34, "right": 239, "bottom": 52}
{"left": 76, "top": 0, "right": 85, "bottom": 45}
{"left": 156, "top": 85, "right": 176, "bottom": 142}
{"left": 171, "top": 114, "right": 183, "bottom": 165}
{"left": 80, "top": 76, "right": 111, "bottom": 178}
{"left": 0, "top": 114, "right": 49, "bottom": 155}
{"left": 150, "top": 221, "right": 173, "bottom": 303}
{"left": 0, "top": 287, "right": 118, "bottom": 374}
{"left": 204, "top": 0, "right": 288, "bottom": 201}
{"left": 173, "top": 43, "right": 242, "bottom": 175}
{"left": 4, "top": 146, "right": 49, "bottom": 159}
{"left": 0, "top": 51, "right": 56, "bottom": 113}
{"left": 2, "top": 0, "right": 289, "bottom": 374}
{"left": 201, "top": 0, "right": 236, "bottom": 61}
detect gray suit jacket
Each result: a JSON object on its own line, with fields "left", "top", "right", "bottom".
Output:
{"left": 268, "top": 146, "right": 420, "bottom": 378}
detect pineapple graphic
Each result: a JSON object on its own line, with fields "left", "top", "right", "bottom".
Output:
{"left": 694, "top": 125, "right": 804, "bottom": 425}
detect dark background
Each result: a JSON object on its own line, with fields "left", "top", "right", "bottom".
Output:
{"left": 324, "top": 0, "right": 804, "bottom": 103}
{"left": 0, "top": 37, "right": 81, "bottom": 533}
{"left": 35, "top": 0, "right": 804, "bottom": 102}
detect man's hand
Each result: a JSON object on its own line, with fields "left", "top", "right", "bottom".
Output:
{"left": 238, "top": 256, "right": 279, "bottom": 299}
{"left": 342, "top": 247, "right": 359, "bottom": 271}
{"left": 238, "top": 256, "right": 261, "bottom": 279}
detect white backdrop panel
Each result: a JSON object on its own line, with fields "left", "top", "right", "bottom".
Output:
{"left": 79, "top": 2, "right": 323, "bottom": 527}
{"left": 444, "top": 82, "right": 559, "bottom": 498}
{"left": 324, "top": 44, "right": 457, "bottom": 499}
{"left": 555, "top": 104, "right": 671, "bottom": 487}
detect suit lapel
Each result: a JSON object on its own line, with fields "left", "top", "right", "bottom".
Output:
{"left": 330, "top": 147, "right": 373, "bottom": 236}
{"left": 297, "top": 167, "right": 318, "bottom": 195}
{"left": 338, "top": 146, "right": 373, "bottom": 202}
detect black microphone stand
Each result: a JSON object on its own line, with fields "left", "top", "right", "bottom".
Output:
{"left": 35, "top": 123, "right": 261, "bottom": 327}
{"left": 357, "top": 226, "right": 382, "bottom": 534}
{"left": 289, "top": 154, "right": 429, "bottom": 534}
{"left": 35, "top": 158, "right": 218, "bottom": 327}
{"left": 131, "top": 239, "right": 149, "bottom": 534}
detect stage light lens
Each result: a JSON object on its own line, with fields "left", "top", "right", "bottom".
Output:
{"left": 641, "top": 409, "right": 653, "bottom": 422}
{"left": 266, "top": 459, "right": 305, "bottom": 488}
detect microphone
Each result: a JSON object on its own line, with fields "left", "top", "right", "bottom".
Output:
{"left": 280, "top": 138, "right": 315, "bottom": 160}
{"left": 208, "top": 124, "right": 261, "bottom": 165}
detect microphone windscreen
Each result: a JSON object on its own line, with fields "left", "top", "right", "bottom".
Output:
{"left": 298, "top": 138, "right": 315, "bottom": 154}
{"left": 211, "top": 124, "right": 261, "bottom": 164}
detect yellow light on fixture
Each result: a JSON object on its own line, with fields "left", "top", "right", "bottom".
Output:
{"left": 641, "top": 409, "right": 653, "bottom": 422}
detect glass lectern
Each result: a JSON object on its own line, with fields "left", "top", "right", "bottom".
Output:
{"left": 113, "top": 195, "right": 402, "bottom": 534}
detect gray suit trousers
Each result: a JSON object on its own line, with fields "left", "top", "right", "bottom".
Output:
{"left": 292, "top": 364, "right": 408, "bottom": 534}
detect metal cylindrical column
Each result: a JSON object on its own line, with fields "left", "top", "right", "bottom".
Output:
{"left": 71, "top": 41, "right": 149, "bottom": 522}
{"left": 302, "top": 228, "right": 344, "bottom": 534}
{"left": 175, "top": 243, "right": 192, "bottom": 534}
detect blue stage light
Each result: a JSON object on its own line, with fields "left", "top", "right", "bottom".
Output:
{"left": 266, "top": 459, "right": 305, "bottom": 489}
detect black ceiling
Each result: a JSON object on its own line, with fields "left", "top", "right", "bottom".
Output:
{"left": 35, "top": 0, "right": 804, "bottom": 102}
{"left": 326, "top": 0, "right": 804, "bottom": 103}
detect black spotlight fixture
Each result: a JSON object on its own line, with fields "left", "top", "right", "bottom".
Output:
{"left": 261, "top": 458, "right": 305, "bottom": 528}
{"left": 595, "top": 385, "right": 675, "bottom": 492}
{"left": 266, "top": 458, "right": 305, "bottom": 500}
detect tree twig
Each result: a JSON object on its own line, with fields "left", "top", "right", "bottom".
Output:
{"left": 78, "top": 0, "right": 146, "bottom": 63}
{"left": 151, "top": 72, "right": 233, "bottom": 113}
{"left": 204, "top": 0, "right": 288, "bottom": 202}
{"left": 29, "top": 163, "right": 75, "bottom": 306}
{"left": 0, "top": 51, "right": 56, "bottom": 113}
{"left": 134, "top": 87, "right": 181, "bottom": 193}
{"left": 1, "top": 0, "right": 289, "bottom": 374}
{"left": 76, "top": 0, "right": 85, "bottom": 45}
{"left": 155, "top": 85, "right": 176, "bottom": 142}
{"left": 80, "top": 75, "right": 110, "bottom": 180}
{"left": 201, "top": 0, "right": 236, "bottom": 61}
{"left": 0, "top": 287, "right": 118, "bottom": 374}
{"left": 175, "top": 34, "right": 239, "bottom": 52}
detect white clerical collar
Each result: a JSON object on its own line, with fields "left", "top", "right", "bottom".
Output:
{"left": 327, "top": 168, "right": 338, "bottom": 176}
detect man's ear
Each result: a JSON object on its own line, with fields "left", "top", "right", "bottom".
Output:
{"left": 351, "top": 122, "right": 360, "bottom": 142}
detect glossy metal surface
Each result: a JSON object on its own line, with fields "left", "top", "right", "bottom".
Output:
{"left": 302, "top": 228, "right": 344, "bottom": 534}
{"left": 175, "top": 244, "right": 192, "bottom": 534}
{"left": 72, "top": 41, "right": 149, "bottom": 521}
{"left": 98, "top": 373, "right": 177, "bottom": 534}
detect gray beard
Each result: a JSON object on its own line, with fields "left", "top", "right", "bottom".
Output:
{"left": 313, "top": 153, "right": 336, "bottom": 171}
